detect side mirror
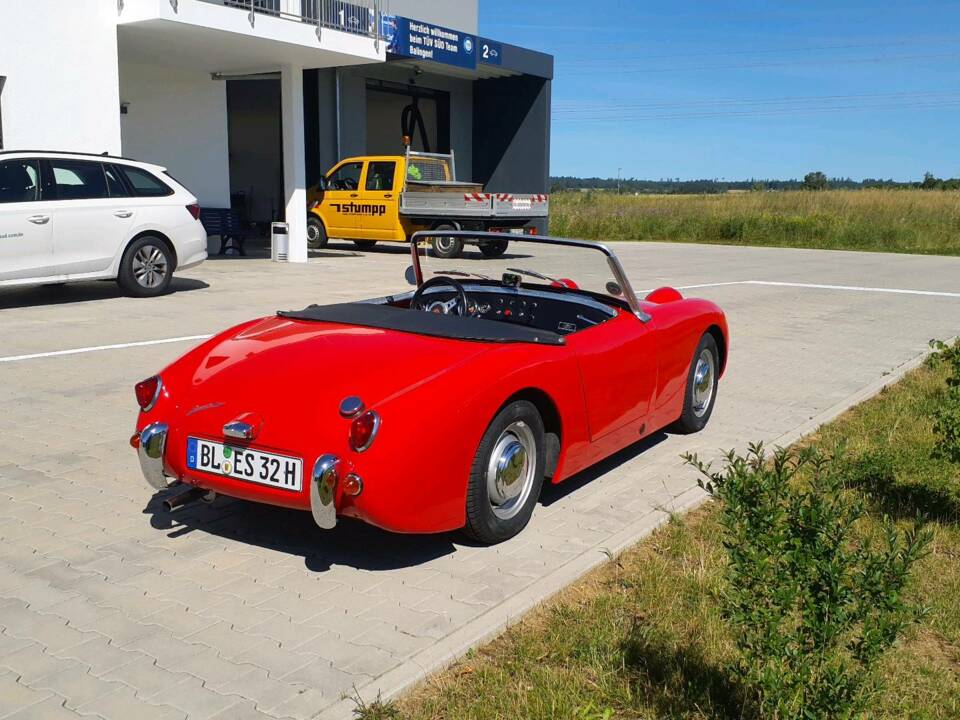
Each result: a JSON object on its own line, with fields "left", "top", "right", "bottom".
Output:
{"left": 404, "top": 266, "right": 418, "bottom": 286}
{"left": 605, "top": 281, "right": 624, "bottom": 297}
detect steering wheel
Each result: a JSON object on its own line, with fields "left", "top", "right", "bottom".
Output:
{"left": 411, "top": 276, "right": 469, "bottom": 317}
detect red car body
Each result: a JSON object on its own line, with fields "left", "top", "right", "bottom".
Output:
{"left": 133, "top": 233, "right": 728, "bottom": 536}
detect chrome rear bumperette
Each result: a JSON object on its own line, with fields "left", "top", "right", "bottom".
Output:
{"left": 139, "top": 422, "right": 172, "bottom": 491}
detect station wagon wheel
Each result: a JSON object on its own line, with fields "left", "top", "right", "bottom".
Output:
{"left": 674, "top": 333, "right": 720, "bottom": 434}
{"left": 307, "top": 216, "right": 328, "bottom": 249}
{"left": 464, "top": 400, "right": 546, "bottom": 544}
{"left": 117, "top": 236, "right": 174, "bottom": 298}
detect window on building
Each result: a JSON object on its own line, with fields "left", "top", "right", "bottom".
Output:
{"left": 0, "top": 159, "right": 40, "bottom": 204}
{"left": 365, "top": 162, "right": 396, "bottom": 192}
{"left": 49, "top": 159, "right": 109, "bottom": 201}
{"left": 326, "top": 162, "right": 363, "bottom": 191}
{"left": 118, "top": 166, "right": 173, "bottom": 197}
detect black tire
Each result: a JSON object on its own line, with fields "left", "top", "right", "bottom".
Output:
{"left": 673, "top": 333, "right": 720, "bottom": 434}
{"left": 480, "top": 239, "right": 509, "bottom": 258}
{"left": 431, "top": 223, "right": 463, "bottom": 259}
{"left": 117, "top": 236, "right": 174, "bottom": 298}
{"left": 464, "top": 400, "right": 546, "bottom": 544}
{"left": 353, "top": 240, "right": 378, "bottom": 249}
{"left": 307, "top": 215, "right": 328, "bottom": 249}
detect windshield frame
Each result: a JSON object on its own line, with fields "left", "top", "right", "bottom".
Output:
{"left": 409, "top": 230, "right": 651, "bottom": 323}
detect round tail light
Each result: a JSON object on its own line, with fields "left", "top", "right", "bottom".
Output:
{"left": 349, "top": 411, "right": 380, "bottom": 453}
{"left": 135, "top": 376, "right": 162, "bottom": 412}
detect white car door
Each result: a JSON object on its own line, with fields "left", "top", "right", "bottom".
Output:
{"left": 0, "top": 157, "right": 55, "bottom": 281}
{"left": 44, "top": 158, "right": 135, "bottom": 276}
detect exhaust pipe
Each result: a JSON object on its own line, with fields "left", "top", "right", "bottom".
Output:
{"left": 163, "top": 486, "right": 215, "bottom": 513}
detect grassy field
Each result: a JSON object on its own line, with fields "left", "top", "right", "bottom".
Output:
{"left": 550, "top": 190, "right": 960, "bottom": 256}
{"left": 356, "top": 352, "right": 960, "bottom": 719}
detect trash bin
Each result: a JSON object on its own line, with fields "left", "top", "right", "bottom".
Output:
{"left": 271, "top": 222, "right": 289, "bottom": 262}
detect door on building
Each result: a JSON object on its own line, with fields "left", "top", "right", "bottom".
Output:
{"left": 227, "top": 78, "right": 283, "bottom": 227}
{"left": 319, "top": 160, "right": 364, "bottom": 238}
{"left": 365, "top": 82, "right": 450, "bottom": 156}
{"left": 360, "top": 160, "right": 401, "bottom": 240}
{"left": 0, "top": 157, "right": 55, "bottom": 280}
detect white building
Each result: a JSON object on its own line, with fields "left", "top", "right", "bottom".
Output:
{"left": 0, "top": 0, "right": 552, "bottom": 260}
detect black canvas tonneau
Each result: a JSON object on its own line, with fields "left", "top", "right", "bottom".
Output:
{"left": 279, "top": 303, "right": 565, "bottom": 346}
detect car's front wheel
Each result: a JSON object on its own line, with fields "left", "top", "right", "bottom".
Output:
{"left": 307, "top": 216, "right": 328, "bottom": 250}
{"left": 673, "top": 333, "right": 720, "bottom": 433}
{"left": 464, "top": 400, "right": 546, "bottom": 544}
{"left": 117, "top": 236, "right": 174, "bottom": 297}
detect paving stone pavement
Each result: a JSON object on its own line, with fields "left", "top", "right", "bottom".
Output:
{"left": 1, "top": 240, "right": 959, "bottom": 719}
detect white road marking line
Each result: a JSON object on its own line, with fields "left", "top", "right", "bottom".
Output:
{"left": 5, "top": 278, "right": 959, "bottom": 365}
{"left": 0, "top": 335, "right": 213, "bottom": 364}
{"left": 669, "top": 280, "right": 960, "bottom": 298}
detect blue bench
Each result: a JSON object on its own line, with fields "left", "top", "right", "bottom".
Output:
{"left": 199, "top": 208, "right": 249, "bottom": 256}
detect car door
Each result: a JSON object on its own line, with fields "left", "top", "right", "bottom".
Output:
{"left": 360, "top": 160, "right": 400, "bottom": 240}
{"left": 0, "top": 157, "right": 55, "bottom": 281}
{"left": 566, "top": 314, "right": 659, "bottom": 441}
{"left": 318, "top": 160, "right": 363, "bottom": 238}
{"left": 44, "top": 158, "right": 135, "bottom": 276}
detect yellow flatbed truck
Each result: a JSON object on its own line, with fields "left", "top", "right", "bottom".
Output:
{"left": 307, "top": 150, "right": 549, "bottom": 258}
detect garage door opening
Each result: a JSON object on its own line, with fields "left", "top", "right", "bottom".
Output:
{"left": 365, "top": 80, "right": 450, "bottom": 156}
{"left": 226, "top": 77, "right": 283, "bottom": 228}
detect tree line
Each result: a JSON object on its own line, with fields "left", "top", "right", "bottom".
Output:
{"left": 551, "top": 171, "right": 960, "bottom": 194}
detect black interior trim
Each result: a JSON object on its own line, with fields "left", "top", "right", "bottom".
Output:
{"left": 279, "top": 303, "right": 566, "bottom": 346}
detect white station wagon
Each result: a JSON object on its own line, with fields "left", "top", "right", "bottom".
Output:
{"left": 0, "top": 151, "right": 207, "bottom": 297}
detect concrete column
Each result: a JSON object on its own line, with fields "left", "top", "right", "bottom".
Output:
{"left": 281, "top": 63, "right": 308, "bottom": 263}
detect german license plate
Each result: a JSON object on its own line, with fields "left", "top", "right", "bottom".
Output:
{"left": 186, "top": 437, "right": 303, "bottom": 492}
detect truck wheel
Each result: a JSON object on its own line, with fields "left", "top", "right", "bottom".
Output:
{"left": 464, "top": 400, "right": 546, "bottom": 544}
{"left": 353, "top": 240, "right": 378, "bottom": 250}
{"left": 480, "top": 239, "right": 509, "bottom": 258}
{"left": 431, "top": 223, "right": 463, "bottom": 259}
{"left": 307, "top": 216, "right": 327, "bottom": 250}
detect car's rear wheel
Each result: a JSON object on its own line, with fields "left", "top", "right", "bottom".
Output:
{"left": 480, "top": 239, "right": 509, "bottom": 258}
{"left": 673, "top": 333, "right": 720, "bottom": 434}
{"left": 464, "top": 400, "right": 546, "bottom": 544}
{"left": 117, "top": 236, "right": 174, "bottom": 297}
{"left": 431, "top": 223, "right": 463, "bottom": 259}
{"left": 353, "top": 240, "right": 378, "bottom": 250}
{"left": 307, "top": 215, "right": 328, "bottom": 249}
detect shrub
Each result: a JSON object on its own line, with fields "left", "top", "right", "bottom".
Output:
{"left": 929, "top": 339, "right": 960, "bottom": 463}
{"left": 683, "top": 443, "right": 931, "bottom": 720}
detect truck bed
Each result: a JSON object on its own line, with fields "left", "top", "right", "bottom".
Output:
{"left": 400, "top": 191, "right": 549, "bottom": 219}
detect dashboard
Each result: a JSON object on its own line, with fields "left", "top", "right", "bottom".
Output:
{"left": 414, "top": 286, "right": 617, "bottom": 335}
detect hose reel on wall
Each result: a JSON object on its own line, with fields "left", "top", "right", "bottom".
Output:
{"left": 401, "top": 94, "right": 431, "bottom": 153}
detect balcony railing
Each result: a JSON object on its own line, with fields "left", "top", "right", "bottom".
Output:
{"left": 209, "top": 0, "right": 389, "bottom": 40}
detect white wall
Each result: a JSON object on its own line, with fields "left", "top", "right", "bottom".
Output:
{"left": 0, "top": 0, "right": 121, "bottom": 153}
{"left": 390, "top": 0, "right": 479, "bottom": 34}
{"left": 120, "top": 61, "right": 231, "bottom": 208}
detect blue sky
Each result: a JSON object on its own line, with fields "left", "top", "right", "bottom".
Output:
{"left": 479, "top": 1, "right": 960, "bottom": 181}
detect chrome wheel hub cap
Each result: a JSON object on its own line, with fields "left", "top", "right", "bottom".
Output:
{"left": 692, "top": 349, "right": 715, "bottom": 417}
{"left": 133, "top": 245, "right": 168, "bottom": 288}
{"left": 486, "top": 421, "right": 537, "bottom": 520}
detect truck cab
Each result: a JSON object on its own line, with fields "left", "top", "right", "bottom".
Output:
{"left": 307, "top": 150, "right": 548, "bottom": 259}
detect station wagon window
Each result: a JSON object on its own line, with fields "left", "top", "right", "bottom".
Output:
{"left": 327, "top": 162, "right": 363, "bottom": 191}
{"left": 49, "top": 159, "right": 108, "bottom": 200}
{"left": 119, "top": 166, "right": 173, "bottom": 197}
{"left": 365, "top": 162, "right": 396, "bottom": 192}
{"left": 0, "top": 158, "right": 40, "bottom": 203}
{"left": 103, "top": 164, "right": 131, "bottom": 198}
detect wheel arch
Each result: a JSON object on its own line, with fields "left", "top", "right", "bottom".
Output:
{"left": 499, "top": 387, "right": 562, "bottom": 480}
{"left": 706, "top": 324, "right": 727, "bottom": 375}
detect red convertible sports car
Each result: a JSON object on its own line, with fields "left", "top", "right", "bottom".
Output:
{"left": 133, "top": 231, "right": 728, "bottom": 543}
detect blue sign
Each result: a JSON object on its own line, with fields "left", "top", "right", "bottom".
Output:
{"left": 479, "top": 39, "right": 503, "bottom": 66}
{"left": 385, "top": 16, "right": 478, "bottom": 70}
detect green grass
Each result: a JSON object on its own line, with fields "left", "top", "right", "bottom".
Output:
{"left": 358, "top": 357, "right": 960, "bottom": 720}
{"left": 549, "top": 190, "right": 960, "bottom": 256}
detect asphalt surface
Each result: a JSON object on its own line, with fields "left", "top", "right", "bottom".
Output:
{"left": 1, "top": 240, "right": 958, "bottom": 719}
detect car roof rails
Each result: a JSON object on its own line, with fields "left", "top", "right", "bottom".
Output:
{"left": 0, "top": 149, "right": 136, "bottom": 161}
